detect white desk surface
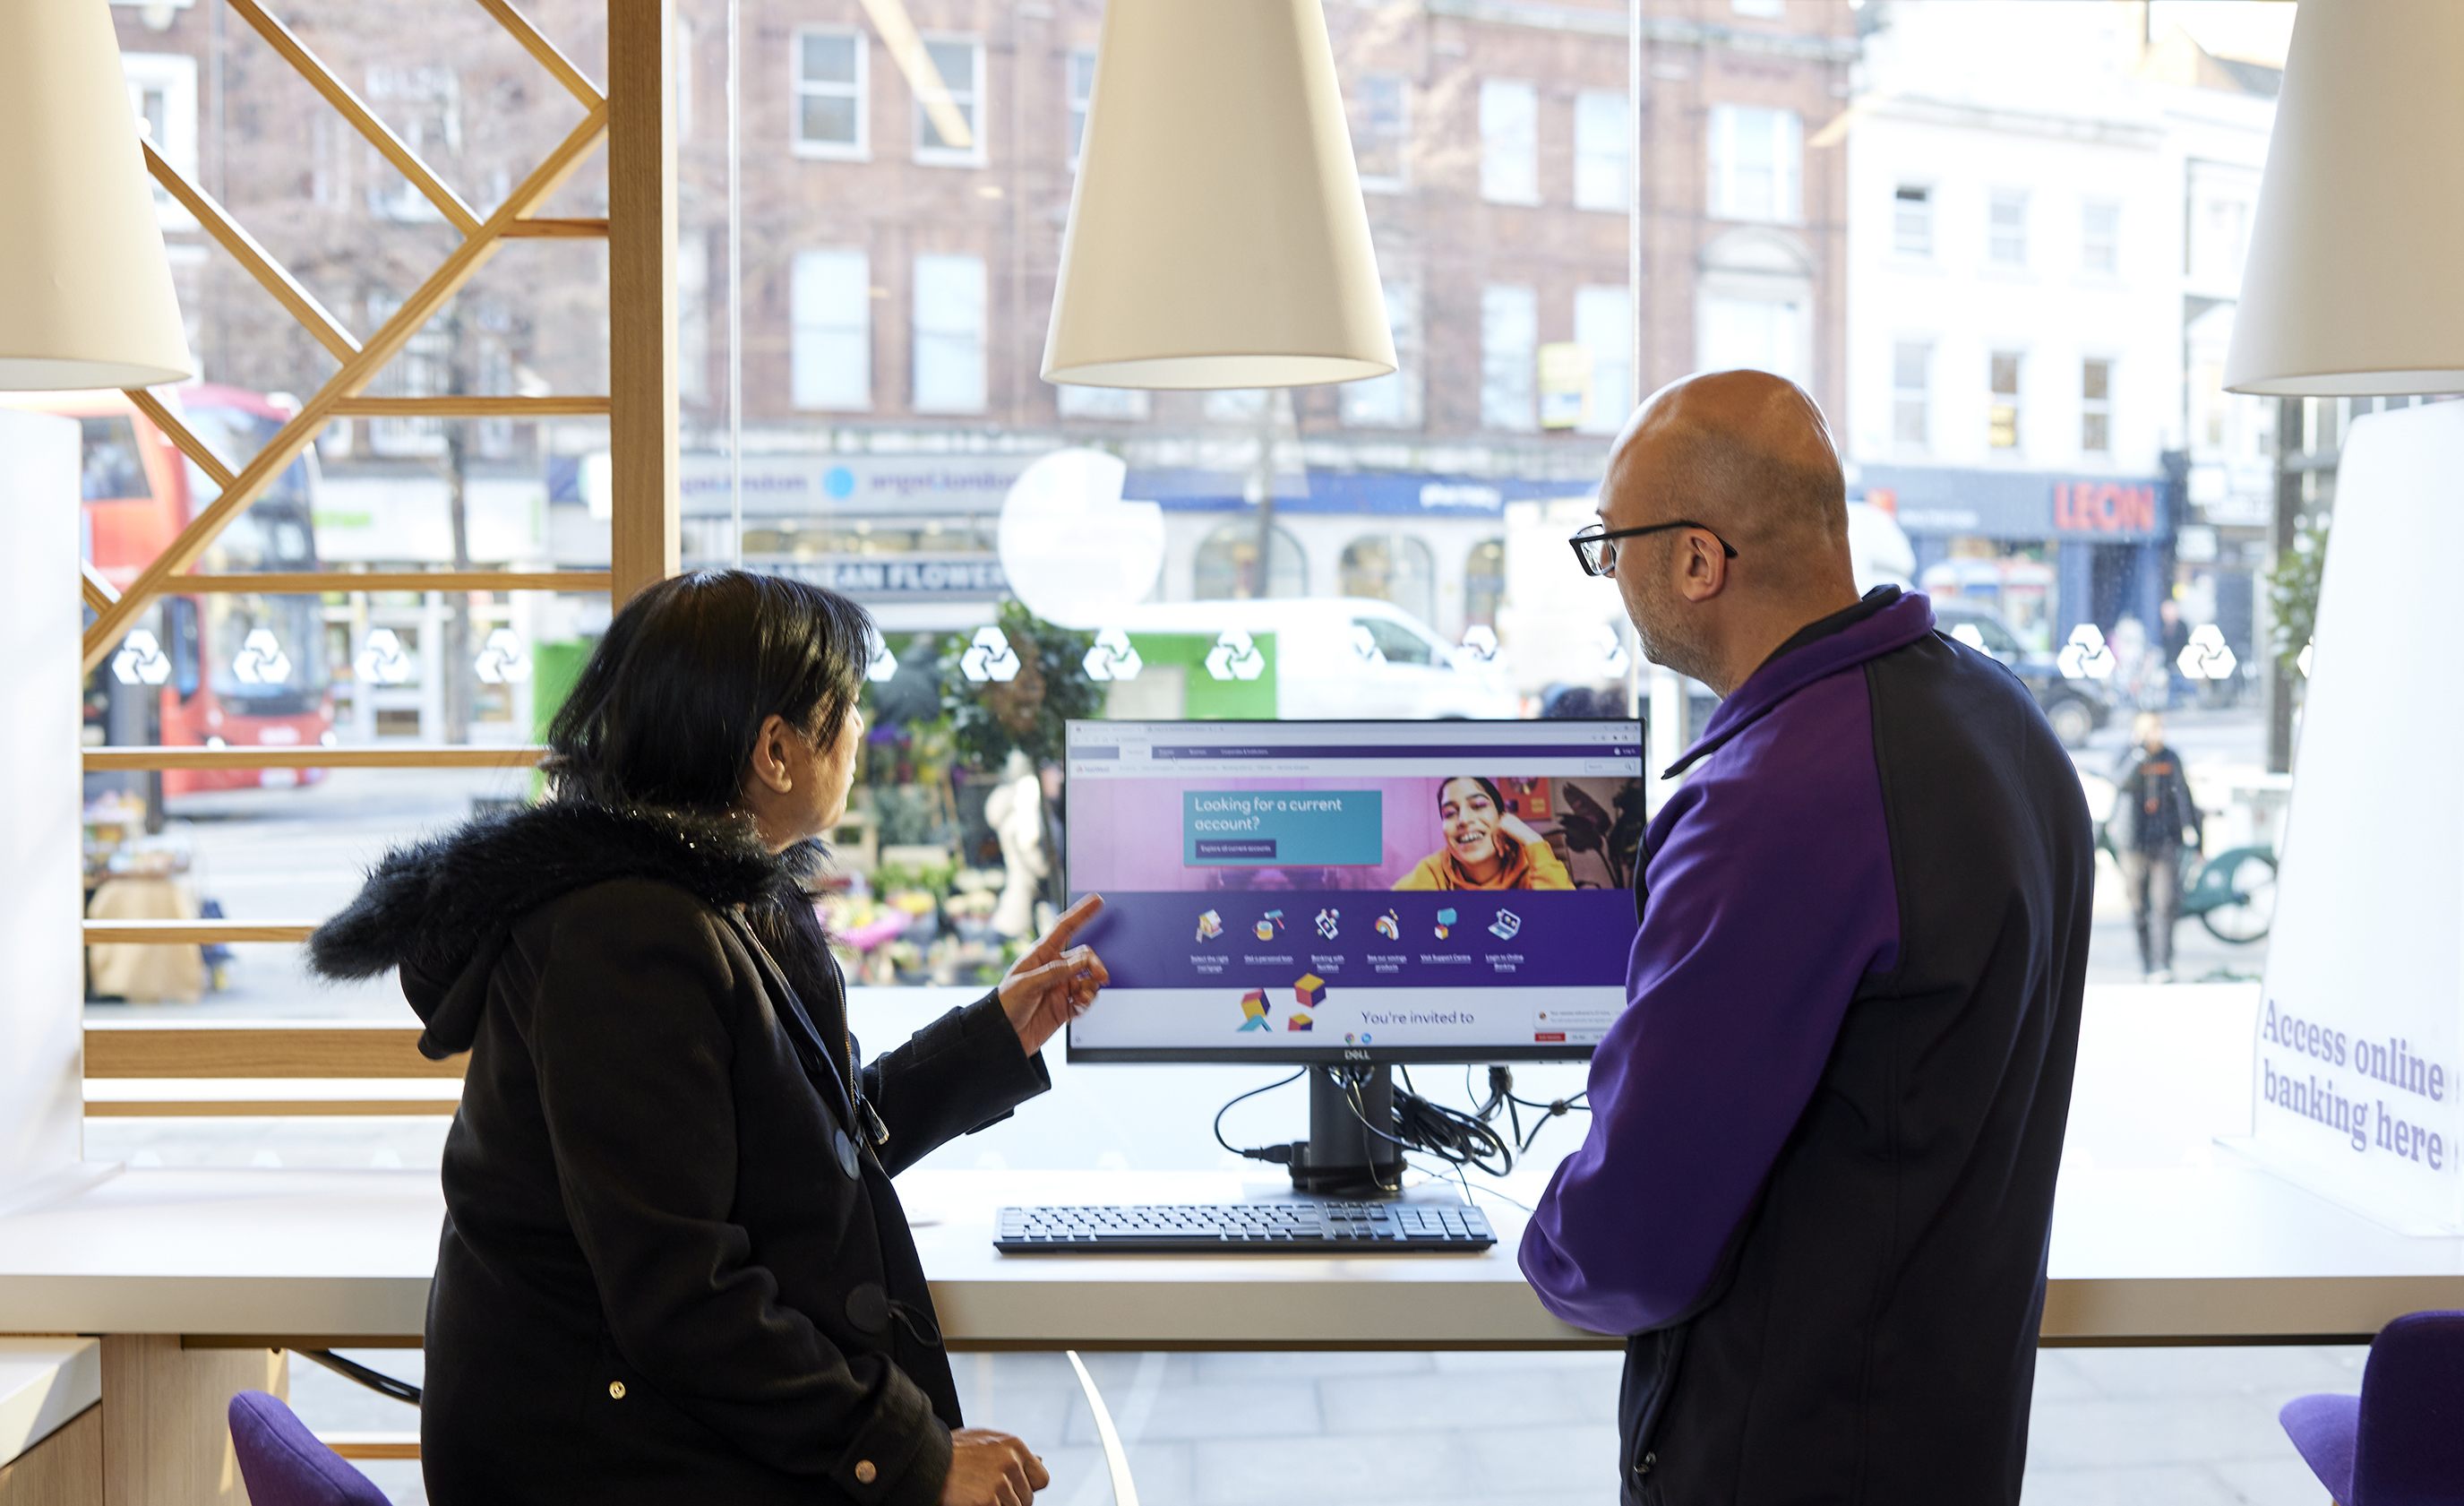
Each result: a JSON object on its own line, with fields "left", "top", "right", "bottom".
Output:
{"left": 0, "top": 1336, "right": 100, "bottom": 1467}
{"left": 4, "top": 985, "right": 2460, "bottom": 1347}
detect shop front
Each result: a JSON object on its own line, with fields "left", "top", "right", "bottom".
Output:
{"left": 1858, "top": 465, "right": 2172, "bottom": 656}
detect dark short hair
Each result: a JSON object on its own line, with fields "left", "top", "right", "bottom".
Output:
{"left": 1438, "top": 776, "right": 1504, "bottom": 812}
{"left": 544, "top": 569, "right": 876, "bottom": 811}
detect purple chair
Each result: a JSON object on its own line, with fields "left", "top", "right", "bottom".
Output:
{"left": 2280, "top": 1310, "right": 2464, "bottom": 1505}
{"left": 228, "top": 1390, "right": 394, "bottom": 1506}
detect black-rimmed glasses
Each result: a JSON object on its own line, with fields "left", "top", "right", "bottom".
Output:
{"left": 1568, "top": 520, "right": 1739, "bottom": 577}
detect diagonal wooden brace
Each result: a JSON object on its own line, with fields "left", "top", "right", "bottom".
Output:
{"left": 144, "top": 142, "right": 360, "bottom": 363}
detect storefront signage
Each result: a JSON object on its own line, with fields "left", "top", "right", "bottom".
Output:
{"left": 754, "top": 554, "right": 1010, "bottom": 599}
{"left": 1856, "top": 465, "right": 2168, "bottom": 543}
{"left": 549, "top": 452, "right": 1048, "bottom": 519}
{"left": 2235, "top": 404, "right": 2461, "bottom": 1234}
{"left": 1127, "top": 468, "right": 1594, "bottom": 515}
{"left": 2052, "top": 480, "right": 2158, "bottom": 535}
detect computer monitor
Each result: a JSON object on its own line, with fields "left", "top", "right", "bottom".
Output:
{"left": 1062, "top": 718, "right": 1644, "bottom": 1063}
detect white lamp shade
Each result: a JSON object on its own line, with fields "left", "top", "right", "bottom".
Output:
{"left": 1042, "top": 0, "right": 1395, "bottom": 391}
{"left": 2225, "top": 0, "right": 2464, "bottom": 396}
{"left": 0, "top": 0, "right": 193, "bottom": 391}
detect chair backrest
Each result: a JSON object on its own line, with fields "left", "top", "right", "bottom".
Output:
{"left": 227, "top": 1390, "right": 394, "bottom": 1506}
{"left": 2356, "top": 1309, "right": 2464, "bottom": 1505}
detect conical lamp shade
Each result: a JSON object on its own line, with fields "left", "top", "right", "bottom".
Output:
{"left": 0, "top": 0, "right": 193, "bottom": 391}
{"left": 2225, "top": 0, "right": 2464, "bottom": 396}
{"left": 1042, "top": 0, "right": 1394, "bottom": 390}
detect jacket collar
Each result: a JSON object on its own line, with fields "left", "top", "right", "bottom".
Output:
{"left": 1663, "top": 587, "right": 1936, "bottom": 779}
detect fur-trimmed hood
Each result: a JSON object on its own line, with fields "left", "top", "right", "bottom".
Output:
{"left": 310, "top": 802, "right": 820, "bottom": 1050}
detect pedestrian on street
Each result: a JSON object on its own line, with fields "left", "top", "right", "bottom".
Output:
{"left": 2159, "top": 598, "right": 2193, "bottom": 708}
{"left": 2112, "top": 710, "right": 2202, "bottom": 982}
{"left": 1525, "top": 370, "right": 2093, "bottom": 1505}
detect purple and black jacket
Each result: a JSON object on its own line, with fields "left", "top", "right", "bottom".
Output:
{"left": 1522, "top": 588, "right": 2094, "bottom": 1505}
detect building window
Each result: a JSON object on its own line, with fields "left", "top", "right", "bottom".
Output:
{"left": 1066, "top": 48, "right": 1095, "bottom": 167}
{"left": 1573, "top": 90, "right": 1628, "bottom": 212}
{"left": 364, "top": 291, "right": 450, "bottom": 456}
{"left": 914, "top": 37, "right": 984, "bottom": 166}
{"left": 912, "top": 253, "right": 985, "bottom": 413}
{"left": 1707, "top": 105, "right": 1800, "bottom": 223}
{"left": 1339, "top": 536, "right": 1438, "bottom": 627}
{"left": 1732, "top": 0, "right": 1786, "bottom": 15}
{"left": 1205, "top": 389, "right": 1269, "bottom": 424}
{"left": 365, "top": 67, "right": 460, "bottom": 222}
{"left": 2081, "top": 200, "right": 2120, "bottom": 276}
{"left": 1893, "top": 340, "right": 1930, "bottom": 448}
{"left": 1353, "top": 73, "right": 1409, "bottom": 192}
{"left": 1341, "top": 282, "right": 1421, "bottom": 429}
{"left": 1195, "top": 521, "right": 1308, "bottom": 600}
{"left": 122, "top": 53, "right": 198, "bottom": 229}
{"left": 1988, "top": 189, "right": 2028, "bottom": 267}
{"left": 793, "top": 29, "right": 866, "bottom": 158}
{"left": 1574, "top": 286, "right": 1633, "bottom": 436}
{"left": 1481, "top": 284, "right": 1538, "bottom": 432}
{"left": 1479, "top": 80, "right": 1539, "bottom": 205}
{"left": 1893, "top": 185, "right": 1931, "bottom": 258}
{"left": 1466, "top": 539, "right": 1507, "bottom": 629}
{"left": 2081, "top": 358, "right": 2112, "bottom": 453}
{"left": 791, "top": 248, "right": 871, "bottom": 410}
{"left": 1698, "top": 296, "right": 1804, "bottom": 384}
{"left": 1988, "top": 350, "right": 2022, "bottom": 449}
{"left": 1057, "top": 383, "right": 1148, "bottom": 421}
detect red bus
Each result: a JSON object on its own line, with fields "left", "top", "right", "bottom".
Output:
{"left": 16, "top": 387, "right": 337, "bottom": 797}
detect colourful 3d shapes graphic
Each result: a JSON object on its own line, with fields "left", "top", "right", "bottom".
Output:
{"left": 1375, "top": 909, "right": 1400, "bottom": 940}
{"left": 1197, "top": 909, "right": 1223, "bottom": 942}
{"left": 1293, "top": 973, "right": 1327, "bottom": 1009}
{"left": 1314, "top": 908, "right": 1339, "bottom": 940}
{"left": 1435, "top": 907, "right": 1457, "bottom": 940}
{"left": 1287, "top": 1011, "right": 1314, "bottom": 1031}
{"left": 1237, "top": 988, "right": 1270, "bottom": 1031}
{"left": 1489, "top": 908, "right": 1522, "bottom": 941}
{"left": 1253, "top": 908, "right": 1288, "bottom": 941}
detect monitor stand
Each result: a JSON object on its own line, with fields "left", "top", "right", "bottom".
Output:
{"left": 1287, "top": 1065, "right": 1405, "bottom": 1199}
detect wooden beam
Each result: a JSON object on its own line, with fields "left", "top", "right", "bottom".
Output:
{"left": 83, "top": 921, "right": 316, "bottom": 944}
{"left": 82, "top": 105, "right": 609, "bottom": 674}
{"left": 608, "top": 0, "right": 681, "bottom": 607}
{"left": 86, "top": 1097, "right": 459, "bottom": 1118}
{"left": 122, "top": 388, "right": 237, "bottom": 490}
{"left": 501, "top": 217, "right": 610, "bottom": 237}
{"left": 83, "top": 745, "right": 546, "bottom": 771}
{"left": 161, "top": 570, "right": 610, "bottom": 594}
{"left": 222, "top": 0, "right": 483, "bottom": 237}
{"left": 317, "top": 1434, "right": 423, "bottom": 1461}
{"left": 82, "top": 568, "right": 118, "bottom": 618}
{"left": 326, "top": 395, "right": 610, "bottom": 417}
{"left": 84, "top": 1023, "right": 464, "bottom": 1079}
{"left": 473, "top": 0, "right": 605, "bottom": 109}
{"left": 139, "top": 145, "right": 360, "bottom": 363}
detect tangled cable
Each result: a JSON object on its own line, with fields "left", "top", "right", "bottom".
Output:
{"left": 1215, "top": 1064, "right": 1587, "bottom": 1179}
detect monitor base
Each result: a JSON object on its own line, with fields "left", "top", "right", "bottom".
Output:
{"left": 1287, "top": 1065, "right": 1405, "bottom": 1199}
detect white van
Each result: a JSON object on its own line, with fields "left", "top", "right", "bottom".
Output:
{"left": 1109, "top": 598, "right": 1521, "bottom": 720}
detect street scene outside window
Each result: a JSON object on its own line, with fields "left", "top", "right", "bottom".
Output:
{"left": 56, "top": 2, "right": 2389, "bottom": 1499}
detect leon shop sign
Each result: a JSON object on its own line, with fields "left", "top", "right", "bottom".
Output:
{"left": 2231, "top": 403, "right": 2461, "bottom": 1234}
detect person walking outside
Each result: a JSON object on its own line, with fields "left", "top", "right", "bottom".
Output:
{"left": 1524, "top": 371, "right": 2093, "bottom": 1504}
{"left": 2113, "top": 710, "right": 2202, "bottom": 982}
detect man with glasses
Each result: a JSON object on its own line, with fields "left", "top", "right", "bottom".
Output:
{"left": 1521, "top": 370, "right": 2093, "bottom": 1505}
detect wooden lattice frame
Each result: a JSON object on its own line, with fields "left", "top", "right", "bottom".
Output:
{"left": 81, "top": 0, "right": 617, "bottom": 680}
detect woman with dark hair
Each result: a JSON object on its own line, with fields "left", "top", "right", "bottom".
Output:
{"left": 311, "top": 570, "right": 1106, "bottom": 1506}
{"left": 1393, "top": 775, "right": 1575, "bottom": 891}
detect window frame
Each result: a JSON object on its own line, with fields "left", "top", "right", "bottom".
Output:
{"left": 1572, "top": 89, "right": 1629, "bottom": 213}
{"left": 791, "top": 26, "right": 870, "bottom": 161}
{"left": 2080, "top": 356, "right": 2114, "bottom": 455}
{"left": 1892, "top": 339, "right": 1931, "bottom": 450}
{"left": 1988, "top": 187, "right": 2030, "bottom": 269}
{"left": 1707, "top": 104, "right": 1802, "bottom": 224}
{"left": 1480, "top": 283, "right": 1540, "bottom": 433}
{"left": 1573, "top": 284, "right": 1634, "bottom": 437}
{"left": 1352, "top": 72, "right": 1411, "bottom": 194}
{"left": 1988, "top": 349, "right": 2024, "bottom": 452}
{"left": 790, "top": 246, "right": 873, "bottom": 412}
{"left": 1892, "top": 183, "right": 1933, "bottom": 260}
{"left": 1340, "top": 280, "right": 1423, "bottom": 430}
{"left": 913, "top": 34, "right": 988, "bottom": 168}
{"left": 2080, "top": 198, "right": 2121, "bottom": 277}
{"left": 912, "top": 252, "right": 988, "bottom": 414}
{"left": 121, "top": 52, "right": 200, "bottom": 232}
{"left": 1066, "top": 47, "right": 1096, "bottom": 169}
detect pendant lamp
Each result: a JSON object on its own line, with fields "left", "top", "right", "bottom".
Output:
{"left": 2224, "top": 0, "right": 2464, "bottom": 396}
{"left": 0, "top": 0, "right": 193, "bottom": 390}
{"left": 1042, "top": 0, "right": 1394, "bottom": 390}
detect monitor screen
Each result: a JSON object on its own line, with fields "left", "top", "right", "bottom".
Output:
{"left": 1062, "top": 719, "right": 1645, "bottom": 1063}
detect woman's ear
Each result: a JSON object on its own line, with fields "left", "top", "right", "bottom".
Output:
{"left": 747, "top": 712, "right": 797, "bottom": 795}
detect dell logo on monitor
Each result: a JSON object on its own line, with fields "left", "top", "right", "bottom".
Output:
{"left": 1344, "top": 1049, "right": 1371, "bottom": 1061}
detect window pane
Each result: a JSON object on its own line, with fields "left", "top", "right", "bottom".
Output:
{"left": 800, "top": 96, "right": 857, "bottom": 148}
{"left": 792, "top": 249, "right": 870, "bottom": 410}
{"left": 1989, "top": 190, "right": 2028, "bottom": 264}
{"left": 2082, "top": 358, "right": 2110, "bottom": 403}
{"left": 802, "top": 33, "right": 856, "bottom": 85}
{"left": 1342, "top": 282, "right": 1420, "bottom": 428}
{"left": 1574, "top": 90, "right": 1628, "bottom": 211}
{"left": 1893, "top": 185, "right": 1931, "bottom": 256}
{"left": 1194, "top": 522, "right": 1307, "bottom": 599}
{"left": 913, "top": 253, "right": 985, "bottom": 412}
{"left": 1479, "top": 80, "right": 1538, "bottom": 203}
{"left": 1574, "top": 285, "right": 1632, "bottom": 435}
{"left": 1481, "top": 284, "right": 1538, "bottom": 430}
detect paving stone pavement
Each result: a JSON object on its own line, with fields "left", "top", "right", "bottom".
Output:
{"left": 288, "top": 1343, "right": 2357, "bottom": 1505}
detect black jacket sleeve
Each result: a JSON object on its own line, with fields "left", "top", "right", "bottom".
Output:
{"left": 863, "top": 990, "right": 1051, "bottom": 1178}
{"left": 528, "top": 884, "right": 950, "bottom": 1506}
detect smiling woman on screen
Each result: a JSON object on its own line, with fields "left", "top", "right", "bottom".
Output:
{"left": 1394, "top": 775, "right": 1574, "bottom": 891}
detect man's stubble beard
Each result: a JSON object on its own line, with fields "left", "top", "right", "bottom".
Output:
{"left": 1625, "top": 568, "right": 1719, "bottom": 686}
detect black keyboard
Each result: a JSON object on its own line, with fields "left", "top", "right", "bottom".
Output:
{"left": 994, "top": 1201, "right": 1496, "bottom": 1253}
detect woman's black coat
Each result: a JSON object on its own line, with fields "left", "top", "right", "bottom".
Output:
{"left": 310, "top": 802, "right": 1048, "bottom": 1506}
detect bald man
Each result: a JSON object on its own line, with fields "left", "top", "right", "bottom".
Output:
{"left": 1521, "top": 372, "right": 2093, "bottom": 1505}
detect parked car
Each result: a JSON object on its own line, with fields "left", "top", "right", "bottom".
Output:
{"left": 1110, "top": 597, "right": 1522, "bottom": 719}
{"left": 1932, "top": 604, "right": 2110, "bottom": 747}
